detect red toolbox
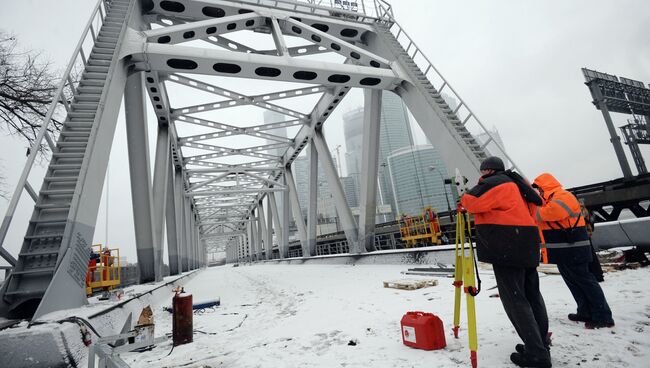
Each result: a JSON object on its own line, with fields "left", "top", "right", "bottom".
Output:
{"left": 400, "top": 311, "right": 446, "bottom": 350}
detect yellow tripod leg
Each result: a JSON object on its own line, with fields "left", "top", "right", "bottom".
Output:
{"left": 453, "top": 212, "right": 464, "bottom": 339}
{"left": 463, "top": 212, "right": 478, "bottom": 368}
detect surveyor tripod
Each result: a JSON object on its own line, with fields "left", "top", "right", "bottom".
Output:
{"left": 452, "top": 206, "right": 481, "bottom": 368}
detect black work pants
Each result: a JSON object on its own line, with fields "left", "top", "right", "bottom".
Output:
{"left": 493, "top": 265, "right": 550, "bottom": 359}
{"left": 557, "top": 262, "right": 614, "bottom": 324}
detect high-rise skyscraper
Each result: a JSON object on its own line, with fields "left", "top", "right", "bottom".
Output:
{"left": 262, "top": 110, "right": 290, "bottom": 237}
{"left": 263, "top": 110, "right": 290, "bottom": 157}
{"left": 343, "top": 92, "right": 415, "bottom": 221}
{"left": 387, "top": 145, "right": 455, "bottom": 217}
{"left": 292, "top": 155, "right": 338, "bottom": 234}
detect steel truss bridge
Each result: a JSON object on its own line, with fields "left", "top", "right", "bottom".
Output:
{"left": 1, "top": 0, "right": 524, "bottom": 321}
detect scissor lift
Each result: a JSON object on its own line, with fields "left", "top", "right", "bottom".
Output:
{"left": 399, "top": 207, "right": 443, "bottom": 247}
{"left": 86, "top": 244, "right": 121, "bottom": 296}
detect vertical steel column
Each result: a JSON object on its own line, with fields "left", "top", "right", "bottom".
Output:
{"left": 266, "top": 197, "right": 273, "bottom": 260}
{"left": 258, "top": 201, "right": 268, "bottom": 260}
{"left": 589, "top": 84, "right": 633, "bottom": 178}
{"left": 151, "top": 124, "right": 170, "bottom": 281}
{"left": 239, "top": 235, "right": 245, "bottom": 262}
{"left": 282, "top": 174, "right": 290, "bottom": 258}
{"left": 268, "top": 191, "right": 284, "bottom": 259}
{"left": 250, "top": 216, "right": 259, "bottom": 261}
{"left": 359, "top": 89, "right": 382, "bottom": 253}
{"left": 174, "top": 169, "right": 186, "bottom": 272}
{"left": 184, "top": 198, "right": 193, "bottom": 270}
{"left": 312, "top": 130, "right": 359, "bottom": 252}
{"left": 124, "top": 72, "right": 157, "bottom": 282}
{"left": 197, "top": 227, "right": 203, "bottom": 268}
{"left": 165, "top": 160, "right": 180, "bottom": 275}
{"left": 246, "top": 221, "right": 253, "bottom": 262}
{"left": 307, "top": 142, "right": 318, "bottom": 257}
{"left": 285, "top": 167, "right": 308, "bottom": 254}
{"left": 256, "top": 209, "right": 263, "bottom": 260}
{"left": 191, "top": 212, "right": 198, "bottom": 269}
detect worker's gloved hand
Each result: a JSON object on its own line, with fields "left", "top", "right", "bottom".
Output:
{"left": 456, "top": 202, "right": 467, "bottom": 214}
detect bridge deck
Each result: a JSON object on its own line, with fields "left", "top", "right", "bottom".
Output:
{"left": 122, "top": 264, "right": 649, "bottom": 367}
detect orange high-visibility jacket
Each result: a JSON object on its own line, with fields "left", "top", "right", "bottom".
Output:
{"left": 533, "top": 173, "right": 591, "bottom": 264}
{"left": 461, "top": 171, "right": 541, "bottom": 268}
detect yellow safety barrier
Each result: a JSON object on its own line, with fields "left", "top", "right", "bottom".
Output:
{"left": 86, "top": 244, "right": 121, "bottom": 296}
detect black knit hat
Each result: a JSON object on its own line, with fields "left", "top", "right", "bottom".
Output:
{"left": 480, "top": 156, "right": 505, "bottom": 171}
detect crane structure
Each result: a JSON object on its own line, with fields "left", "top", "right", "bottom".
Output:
{"left": 0, "top": 0, "right": 513, "bottom": 321}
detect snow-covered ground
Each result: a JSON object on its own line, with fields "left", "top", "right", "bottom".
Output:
{"left": 125, "top": 264, "right": 650, "bottom": 367}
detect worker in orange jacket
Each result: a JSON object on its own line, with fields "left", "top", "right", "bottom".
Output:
{"left": 533, "top": 173, "right": 614, "bottom": 329}
{"left": 461, "top": 157, "right": 550, "bottom": 368}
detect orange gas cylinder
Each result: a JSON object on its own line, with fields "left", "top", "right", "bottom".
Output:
{"left": 172, "top": 290, "right": 193, "bottom": 346}
{"left": 400, "top": 311, "right": 446, "bottom": 350}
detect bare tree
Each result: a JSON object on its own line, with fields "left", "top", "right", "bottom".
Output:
{"left": 0, "top": 32, "right": 66, "bottom": 155}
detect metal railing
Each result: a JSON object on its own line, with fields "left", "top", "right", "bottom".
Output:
{"left": 374, "top": 4, "right": 523, "bottom": 176}
{"left": 0, "top": 0, "right": 110, "bottom": 266}
{"left": 239, "top": 0, "right": 392, "bottom": 20}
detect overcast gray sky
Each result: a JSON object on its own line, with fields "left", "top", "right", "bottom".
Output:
{"left": 1, "top": 0, "right": 649, "bottom": 265}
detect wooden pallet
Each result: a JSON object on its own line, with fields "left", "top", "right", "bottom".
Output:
{"left": 383, "top": 279, "right": 439, "bottom": 290}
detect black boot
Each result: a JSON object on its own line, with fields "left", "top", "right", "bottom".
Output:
{"left": 515, "top": 343, "right": 551, "bottom": 354}
{"left": 585, "top": 321, "right": 615, "bottom": 329}
{"left": 510, "top": 352, "right": 552, "bottom": 368}
{"left": 568, "top": 313, "right": 591, "bottom": 322}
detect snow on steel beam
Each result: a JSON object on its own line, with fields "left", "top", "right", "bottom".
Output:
{"left": 144, "top": 13, "right": 263, "bottom": 45}
{"left": 134, "top": 43, "right": 403, "bottom": 90}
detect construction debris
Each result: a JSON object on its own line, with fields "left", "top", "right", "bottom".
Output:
{"left": 401, "top": 265, "right": 455, "bottom": 277}
{"left": 383, "top": 279, "right": 439, "bottom": 290}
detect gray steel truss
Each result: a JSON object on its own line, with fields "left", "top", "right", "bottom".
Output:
{"left": 0, "top": 0, "right": 516, "bottom": 319}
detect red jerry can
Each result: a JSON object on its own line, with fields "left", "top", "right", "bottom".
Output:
{"left": 172, "top": 291, "right": 193, "bottom": 346}
{"left": 400, "top": 311, "right": 446, "bottom": 350}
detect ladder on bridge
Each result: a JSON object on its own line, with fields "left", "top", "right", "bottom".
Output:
{"left": 0, "top": 0, "right": 133, "bottom": 319}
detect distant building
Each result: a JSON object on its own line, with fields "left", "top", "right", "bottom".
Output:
{"left": 340, "top": 175, "right": 359, "bottom": 208}
{"left": 387, "top": 145, "right": 454, "bottom": 217}
{"left": 262, "top": 110, "right": 291, "bottom": 235}
{"left": 343, "top": 92, "right": 415, "bottom": 221}
{"left": 292, "top": 156, "right": 339, "bottom": 234}
{"left": 262, "top": 110, "right": 290, "bottom": 158}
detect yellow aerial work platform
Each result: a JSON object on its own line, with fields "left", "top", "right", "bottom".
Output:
{"left": 399, "top": 207, "right": 443, "bottom": 247}
{"left": 86, "top": 244, "right": 121, "bottom": 296}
